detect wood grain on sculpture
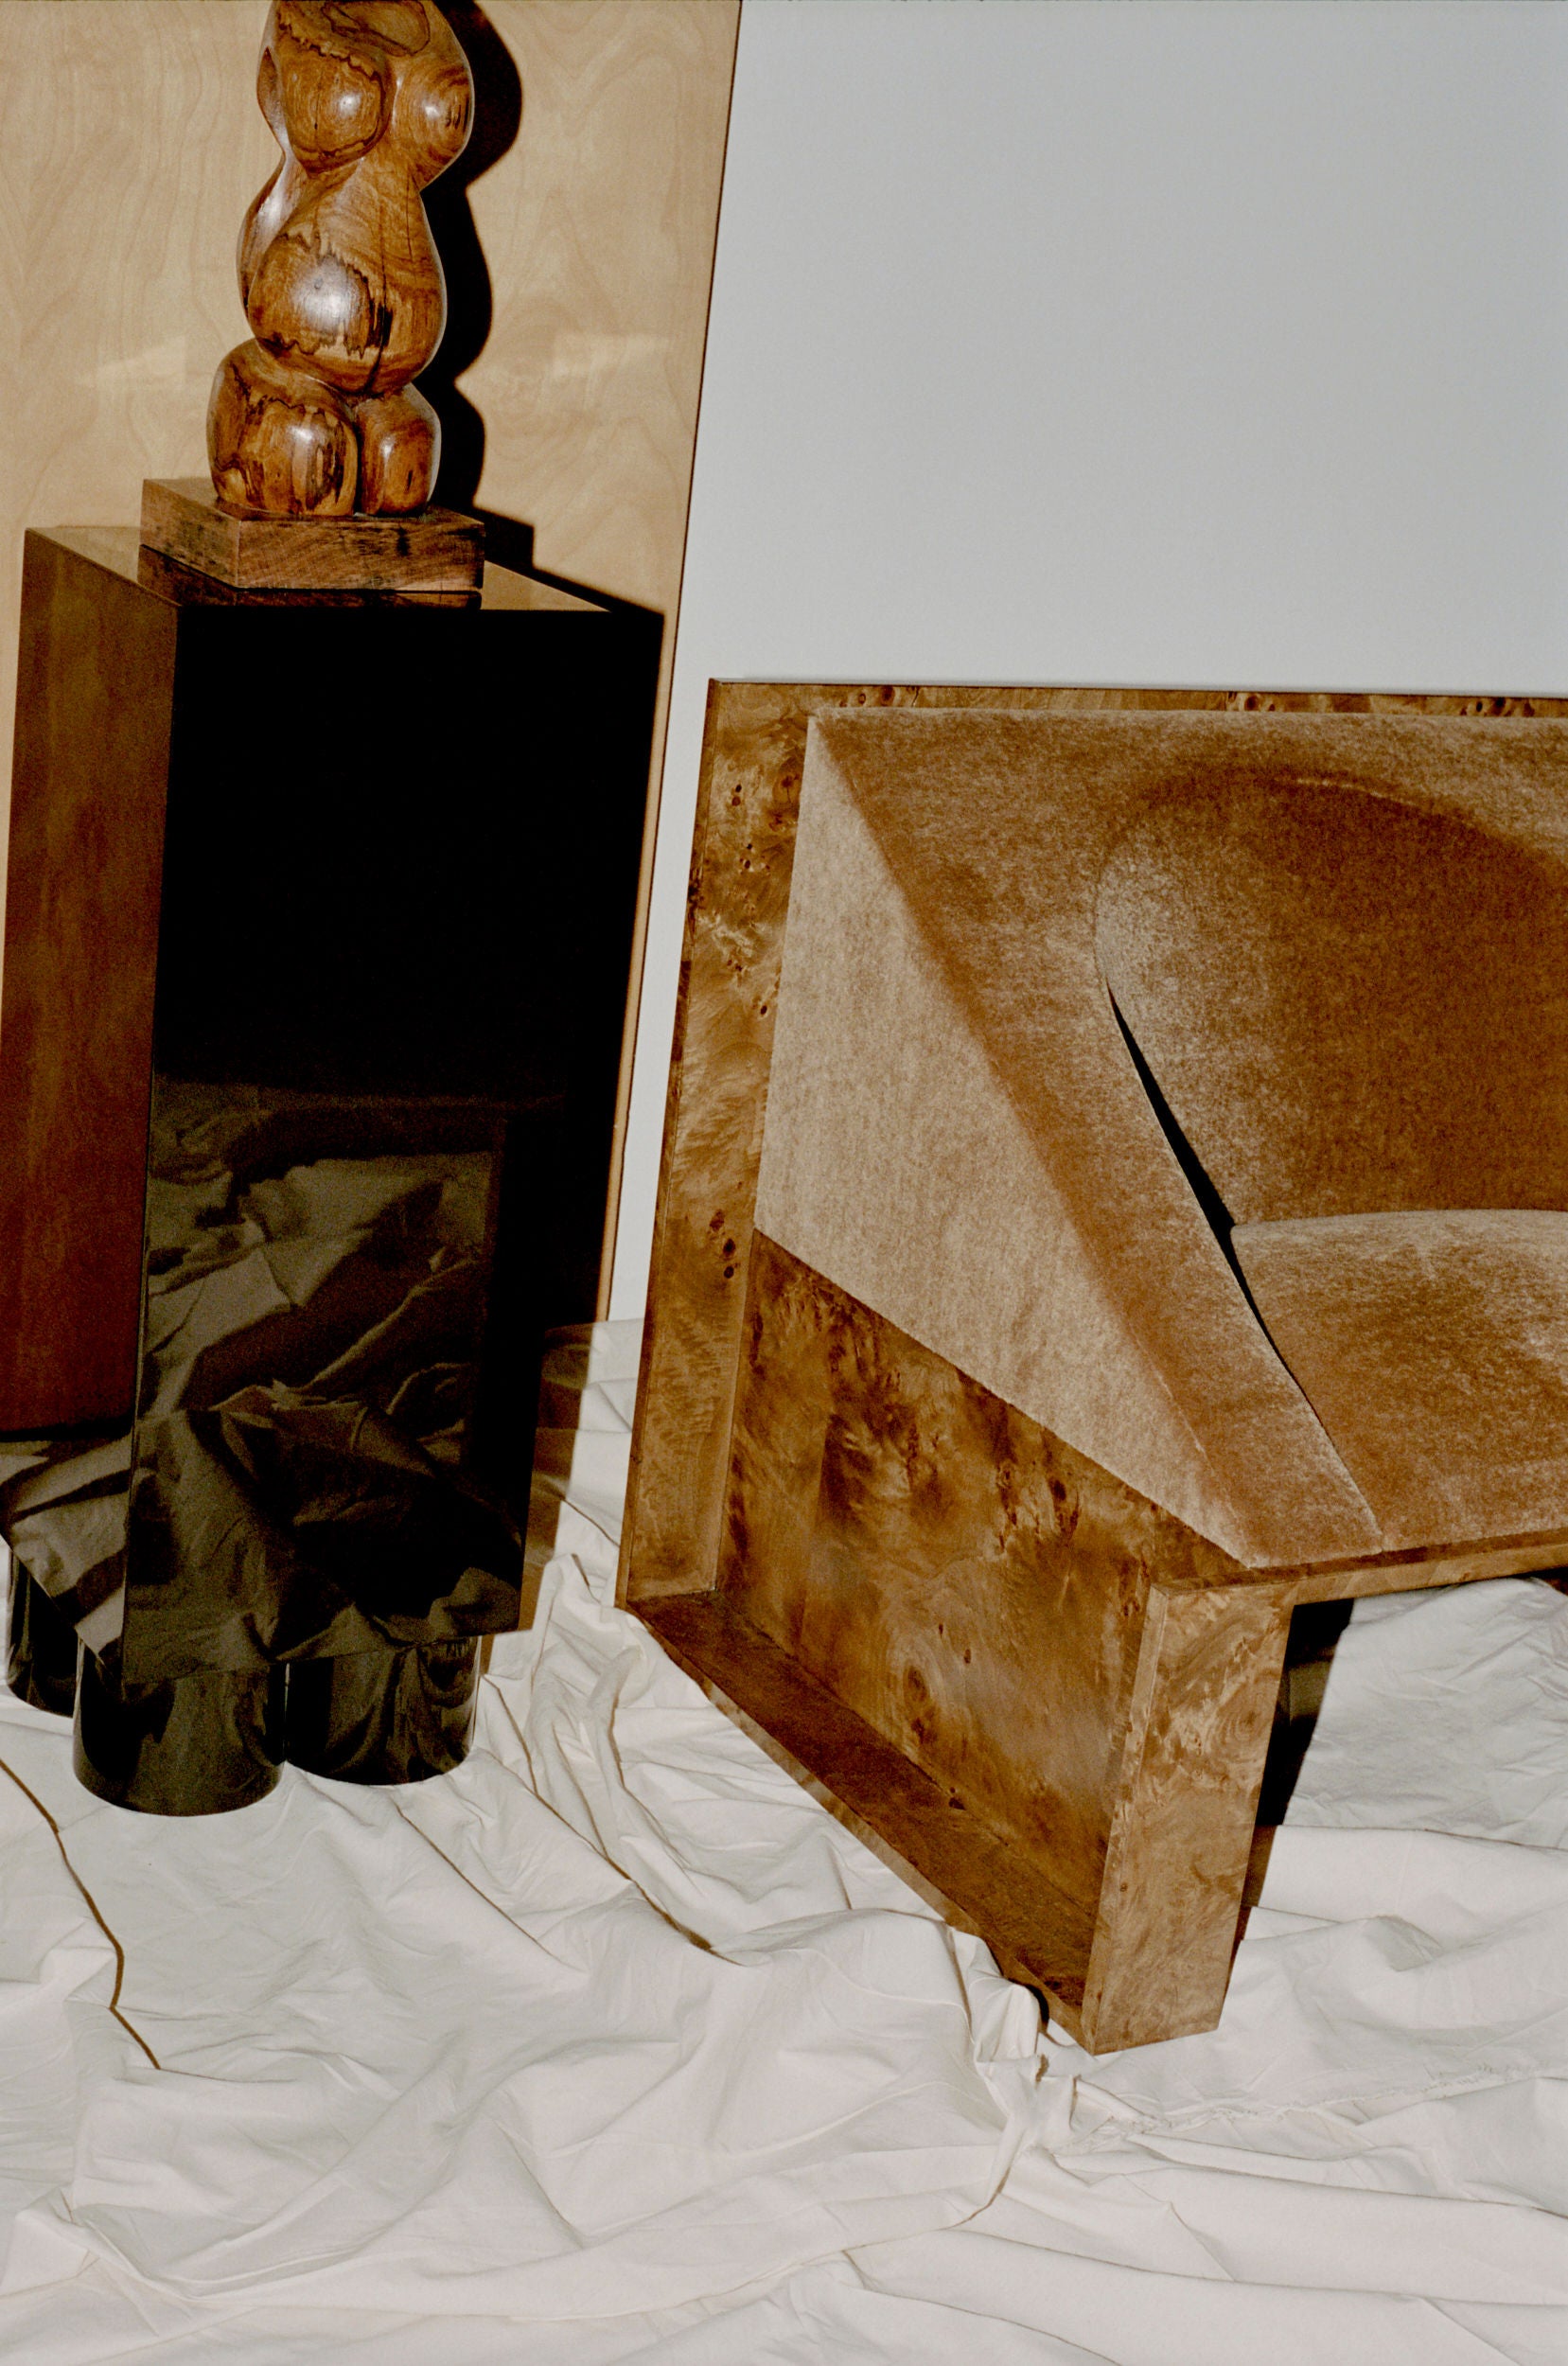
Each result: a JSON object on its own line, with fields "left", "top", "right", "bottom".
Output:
{"left": 622, "top": 683, "right": 1568, "bottom": 2052}
{"left": 142, "top": 0, "right": 484, "bottom": 591}
{"left": 211, "top": 0, "right": 470, "bottom": 517}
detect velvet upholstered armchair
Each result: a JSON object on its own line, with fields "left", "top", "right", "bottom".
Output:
{"left": 622, "top": 687, "right": 1568, "bottom": 2053}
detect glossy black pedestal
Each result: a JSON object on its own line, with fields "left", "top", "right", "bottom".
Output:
{"left": 74, "top": 1649, "right": 287, "bottom": 1816}
{"left": 0, "top": 529, "right": 659, "bottom": 1810}
{"left": 5, "top": 1564, "right": 76, "bottom": 1717}
{"left": 285, "top": 1641, "right": 481, "bottom": 1785}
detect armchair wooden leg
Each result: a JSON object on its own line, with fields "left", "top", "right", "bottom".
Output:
{"left": 1079, "top": 1580, "right": 1292, "bottom": 2052}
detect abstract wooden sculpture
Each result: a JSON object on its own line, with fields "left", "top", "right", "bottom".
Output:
{"left": 622, "top": 683, "right": 1568, "bottom": 2053}
{"left": 209, "top": 0, "right": 474, "bottom": 519}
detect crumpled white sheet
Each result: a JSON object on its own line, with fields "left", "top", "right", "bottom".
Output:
{"left": 2, "top": 1321, "right": 1566, "bottom": 2362}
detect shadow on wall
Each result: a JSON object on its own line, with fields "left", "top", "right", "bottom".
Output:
{"left": 420, "top": 0, "right": 523, "bottom": 512}
{"left": 424, "top": 2, "right": 661, "bottom": 639}
{"left": 414, "top": 6, "right": 663, "bottom": 1325}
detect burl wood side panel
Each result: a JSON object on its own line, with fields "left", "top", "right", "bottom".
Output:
{"left": 642, "top": 1587, "right": 1096, "bottom": 2013}
{"left": 678, "top": 1228, "right": 1300, "bottom": 2044}
{"left": 1084, "top": 1581, "right": 1291, "bottom": 2051}
{"left": 649, "top": 1229, "right": 1568, "bottom": 2045}
{"left": 620, "top": 681, "right": 1568, "bottom": 1611}
{"left": 0, "top": 535, "right": 173, "bottom": 1428}
{"left": 721, "top": 1233, "right": 1244, "bottom": 1920}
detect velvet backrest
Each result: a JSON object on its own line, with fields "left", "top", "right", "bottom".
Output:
{"left": 1095, "top": 780, "right": 1568, "bottom": 1225}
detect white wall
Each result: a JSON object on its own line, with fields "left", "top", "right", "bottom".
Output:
{"left": 610, "top": 0, "right": 1568, "bottom": 1317}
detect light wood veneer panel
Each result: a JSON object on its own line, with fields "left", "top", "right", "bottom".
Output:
{"left": 0, "top": 534, "right": 174, "bottom": 1427}
{"left": 0, "top": 0, "right": 273, "bottom": 918}
{"left": 469, "top": 2, "right": 737, "bottom": 618}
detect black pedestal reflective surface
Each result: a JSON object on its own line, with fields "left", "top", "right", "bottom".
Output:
{"left": 6, "top": 1568, "right": 77, "bottom": 1717}
{"left": 75, "top": 1651, "right": 287, "bottom": 1816}
{"left": 0, "top": 529, "right": 659, "bottom": 1810}
{"left": 285, "top": 1641, "right": 480, "bottom": 1785}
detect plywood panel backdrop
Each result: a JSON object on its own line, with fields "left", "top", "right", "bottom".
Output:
{"left": 0, "top": 0, "right": 737, "bottom": 1298}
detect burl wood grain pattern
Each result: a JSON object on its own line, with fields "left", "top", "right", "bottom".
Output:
{"left": 141, "top": 476, "right": 483, "bottom": 593}
{"left": 1084, "top": 1582, "right": 1291, "bottom": 2049}
{"left": 0, "top": 535, "right": 174, "bottom": 1430}
{"left": 721, "top": 1233, "right": 1241, "bottom": 1921}
{"left": 696, "top": 1236, "right": 1568, "bottom": 2046}
{"left": 209, "top": 1, "right": 475, "bottom": 517}
{"left": 709, "top": 1233, "right": 1277, "bottom": 2043}
{"left": 643, "top": 1586, "right": 1098, "bottom": 2011}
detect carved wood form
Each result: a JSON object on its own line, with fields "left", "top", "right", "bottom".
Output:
{"left": 623, "top": 680, "right": 1568, "bottom": 2052}
{"left": 208, "top": 1, "right": 473, "bottom": 517}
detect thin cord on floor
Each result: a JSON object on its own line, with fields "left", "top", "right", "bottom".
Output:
{"left": 0, "top": 1749, "right": 162, "bottom": 2070}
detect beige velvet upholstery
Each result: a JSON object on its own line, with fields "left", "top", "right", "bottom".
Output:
{"left": 755, "top": 708, "right": 1568, "bottom": 1567}
{"left": 1235, "top": 1210, "right": 1568, "bottom": 1549}
{"left": 1097, "top": 780, "right": 1568, "bottom": 1223}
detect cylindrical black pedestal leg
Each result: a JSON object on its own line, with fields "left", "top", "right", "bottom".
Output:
{"left": 74, "top": 1651, "right": 285, "bottom": 1814}
{"left": 285, "top": 1641, "right": 480, "bottom": 1784}
{"left": 6, "top": 1566, "right": 79, "bottom": 1717}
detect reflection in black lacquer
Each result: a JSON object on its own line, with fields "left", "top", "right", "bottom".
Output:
{"left": 8, "top": 1085, "right": 528, "bottom": 1811}
{"left": 0, "top": 527, "right": 661, "bottom": 1812}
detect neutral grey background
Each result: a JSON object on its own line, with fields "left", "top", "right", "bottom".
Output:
{"left": 611, "top": 0, "right": 1568, "bottom": 1315}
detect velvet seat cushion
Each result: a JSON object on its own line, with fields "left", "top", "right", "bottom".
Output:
{"left": 1233, "top": 1209, "right": 1568, "bottom": 1552}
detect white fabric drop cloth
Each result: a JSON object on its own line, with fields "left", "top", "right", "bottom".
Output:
{"left": 2, "top": 1321, "right": 1566, "bottom": 2361}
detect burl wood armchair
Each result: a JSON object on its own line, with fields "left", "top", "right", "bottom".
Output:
{"left": 622, "top": 686, "right": 1568, "bottom": 2053}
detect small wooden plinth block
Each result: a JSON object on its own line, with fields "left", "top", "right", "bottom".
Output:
{"left": 139, "top": 479, "right": 484, "bottom": 593}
